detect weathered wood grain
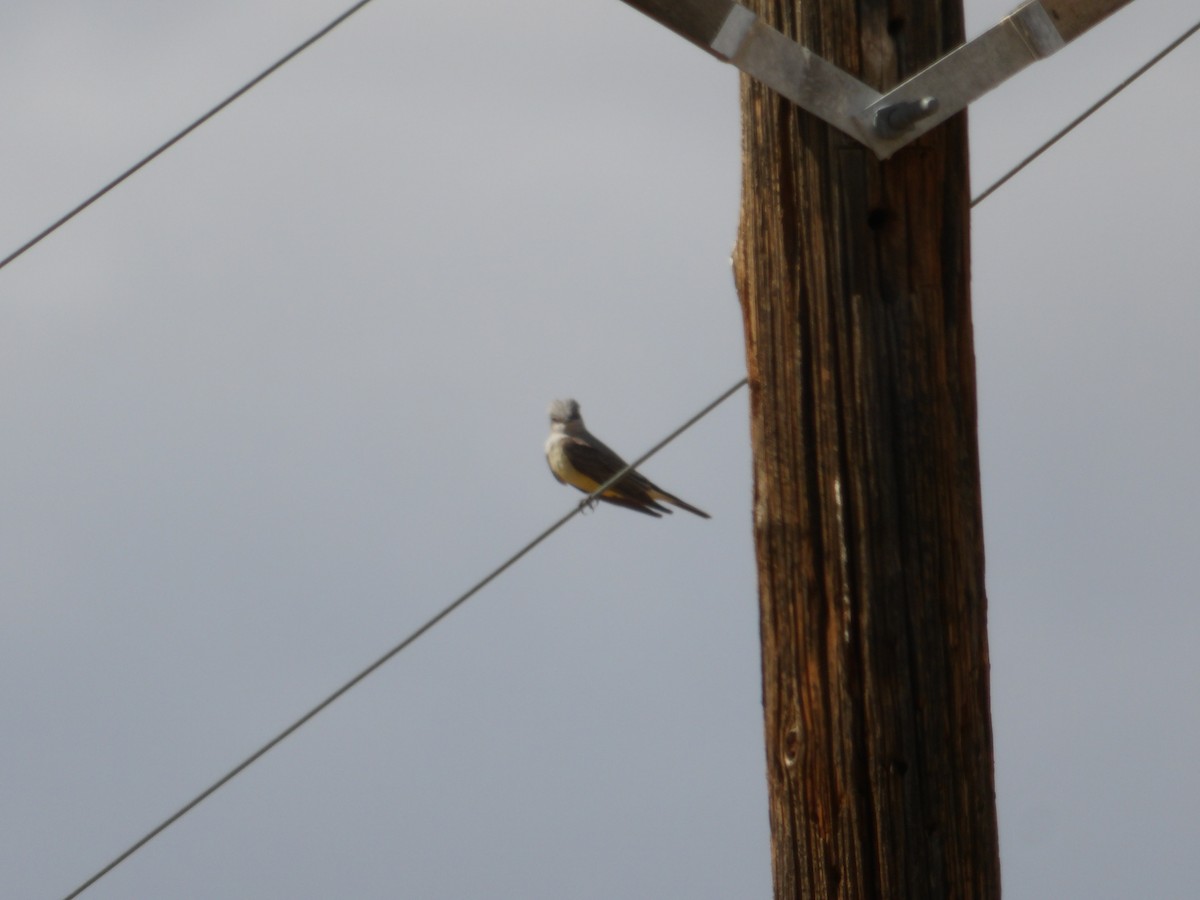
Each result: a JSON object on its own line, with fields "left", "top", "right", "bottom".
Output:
{"left": 733, "top": 0, "right": 1001, "bottom": 896}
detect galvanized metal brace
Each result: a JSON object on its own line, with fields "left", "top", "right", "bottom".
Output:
{"left": 666, "top": 0, "right": 1070, "bottom": 158}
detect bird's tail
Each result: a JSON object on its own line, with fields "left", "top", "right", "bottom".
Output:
{"left": 652, "top": 490, "right": 711, "bottom": 519}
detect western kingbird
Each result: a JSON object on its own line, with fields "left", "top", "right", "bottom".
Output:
{"left": 545, "top": 399, "right": 710, "bottom": 519}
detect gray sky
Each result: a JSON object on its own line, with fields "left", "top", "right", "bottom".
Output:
{"left": 2, "top": 1, "right": 1197, "bottom": 898}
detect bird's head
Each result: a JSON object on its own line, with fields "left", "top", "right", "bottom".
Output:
{"left": 548, "top": 398, "right": 582, "bottom": 428}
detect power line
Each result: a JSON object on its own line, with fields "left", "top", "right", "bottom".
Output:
{"left": 4, "top": 7, "right": 1193, "bottom": 273}
{"left": 972, "top": 19, "right": 1200, "bottom": 208}
{"left": 60, "top": 377, "right": 749, "bottom": 900}
{"left": 0, "top": 0, "right": 381, "bottom": 274}
{"left": 40, "top": 10, "right": 1200, "bottom": 900}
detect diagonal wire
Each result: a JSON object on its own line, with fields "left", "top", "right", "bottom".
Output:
{"left": 4, "top": 8, "right": 1194, "bottom": 272}
{"left": 0, "top": 0, "right": 381, "bottom": 274}
{"left": 60, "top": 377, "right": 749, "bottom": 900}
{"left": 972, "top": 19, "right": 1200, "bottom": 208}
{"left": 44, "top": 10, "right": 1200, "bottom": 900}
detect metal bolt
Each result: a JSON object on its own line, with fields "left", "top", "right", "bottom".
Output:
{"left": 873, "top": 96, "right": 940, "bottom": 138}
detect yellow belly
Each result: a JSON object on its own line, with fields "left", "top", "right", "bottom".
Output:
{"left": 547, "top": 440, "right": 601, "bottom": 493}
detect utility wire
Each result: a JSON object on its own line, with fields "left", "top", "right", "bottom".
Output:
{"left": 44, "top": 10, "right": 1200, "bottom": 900}
{"left": 60, "top": 377, "right": 749, "bottom": 900}
{"left": 972, "top": 19, "right": 1200, "bottom": 208}
{"left": 0, "top": 0, "right": 380, "bottom": 274}
{"left": 3, "top": 7, "right": 1193, "bottom": 272}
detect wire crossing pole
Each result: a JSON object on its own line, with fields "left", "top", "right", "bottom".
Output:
{"left": 732, "top": 0, "right": 999, "bottom": 896}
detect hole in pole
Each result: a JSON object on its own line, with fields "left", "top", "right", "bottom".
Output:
{"left": 867, "top": 208, "right": 894, "bottom": 231}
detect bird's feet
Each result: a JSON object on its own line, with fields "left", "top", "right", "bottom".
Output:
{"left": 578, "top": 496, "right": 599, "bottom": 515}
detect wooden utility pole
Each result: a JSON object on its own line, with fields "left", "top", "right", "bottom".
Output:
{"left": 732, "top": 0, "right": 999, "bottom": 897}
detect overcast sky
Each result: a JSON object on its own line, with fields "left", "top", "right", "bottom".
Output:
{"left": 2, "top": 1, "right": 1197, "bottom": 898}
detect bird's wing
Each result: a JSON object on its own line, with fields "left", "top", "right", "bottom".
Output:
{"left": 562, "top": 434, "right": 659, "bottom": 495}
{"left": 561, "top": 436, "right": 674, "bottom": 514}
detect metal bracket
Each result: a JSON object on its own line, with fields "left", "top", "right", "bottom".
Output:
{"left": 620, "top": 0, "right": 1122, "bottom": 158}
{"left": 860, "top": 1, "right": 1066, "bottom": 157}
{"left": 710, "top": 5, "right": 881, "bottom": 148}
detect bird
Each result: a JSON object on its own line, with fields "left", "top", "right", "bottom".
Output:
{"left": 544, "top": 398, "right": 710, "bottom": 519}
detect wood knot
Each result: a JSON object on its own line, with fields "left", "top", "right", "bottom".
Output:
{"left": 783, "top": 726, "right": 801, "bottom": 766}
